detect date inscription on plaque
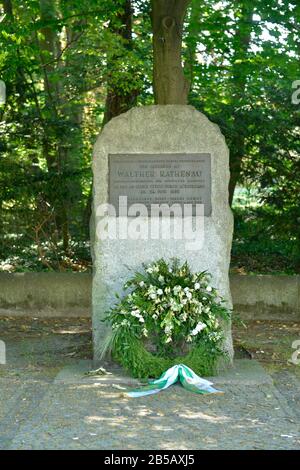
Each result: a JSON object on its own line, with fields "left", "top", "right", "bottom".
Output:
{"left": 108, "top": 153, "right": 211, "bottom": 216}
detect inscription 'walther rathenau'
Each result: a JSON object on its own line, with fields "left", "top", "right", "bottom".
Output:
{"left": 108, "top": 153, "right": 212, "bottom": 216}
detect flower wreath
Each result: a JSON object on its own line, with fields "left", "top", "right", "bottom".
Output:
{"left": 103, "top": 258, "right": 231, "bottom": 378}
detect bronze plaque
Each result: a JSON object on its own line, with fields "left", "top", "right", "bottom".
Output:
{"left": 108, "top": 153, "right": 211, "bottom": 216}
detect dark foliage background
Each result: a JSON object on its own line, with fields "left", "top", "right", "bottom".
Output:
{"left": 0, "top": 0, "right": 299, "bottom": 273}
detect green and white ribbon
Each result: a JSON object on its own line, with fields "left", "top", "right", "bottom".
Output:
{"left": 126, "top": 364, "right": 223, "bottom": 397}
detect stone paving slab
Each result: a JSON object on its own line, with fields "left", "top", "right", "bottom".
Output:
{"left": 53, "top": 359, "right": 273, "bottom": 387}
{"left": 0, "top": 379, "right": 49, "bottom": 450}
{"left": 0, "top": 379, "right": 23, "bottom": 421}
{"left": 54, "top": 360, "right": 142, "bottom": 386}
{"left": 210, "top": 359, "right": 274, "bottom": 386}
{"left": 7, "top": 382, "right": 300, "bottom": 450}
{"left": 0, "top": 316, "right": 299, "bottom": 451}
{"left": 4, "top": 360, "right": 300, "bottom": 450}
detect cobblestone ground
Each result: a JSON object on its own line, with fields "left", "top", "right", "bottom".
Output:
{"left": 0, "top": 317, "right": 299, "bottom": 450}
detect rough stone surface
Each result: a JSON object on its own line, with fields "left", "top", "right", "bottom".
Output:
{"left": 92, "top": 105, "right": 234, "bottom": 361}
{"left": 231, "top": 274, "right": 300, "bottom": 321}
{"left": 0, "top": 272, "right": 91, "bottom": 317}
{"left": 1, "top": 273, "right": 300, "bottom": 322}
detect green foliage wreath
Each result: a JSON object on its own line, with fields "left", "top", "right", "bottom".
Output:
{"left": 103, "top": 259, "right": 231, "bottom": 378}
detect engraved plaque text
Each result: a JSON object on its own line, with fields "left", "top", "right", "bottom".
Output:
{"left": 108, "top": 153, "right": 211, "bottom": 216}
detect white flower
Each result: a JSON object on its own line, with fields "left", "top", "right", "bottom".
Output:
{"left": 186, "top": 335, "right": 192, "bottom": 343}
{"left": 208, "top": 331, "right": 221, "bottom": 343}
{"left": 173, "top": 285, "right": 182, "bottom": 294}
{"left": 191, "top": 321, "right": 206, "bottom": 336}
{"left": 146, "top": 267, "right": 153, "bottom": 274}
{"left": 169, "top": 299, "right": 181, "bottom": 312}
{"left": 164, "top": 325, "right": 173, "bottom": 334}
{"left": 206, "top": 286, "right": 212, "bottom": 292}
{"left": 149, "top": 293, "right": 157, "bottom": 299}
{"left": 131, "top": 309, "right": 144, "bottom": 323}
{"left": 157, "top": 289, "right": 163, "bottom": 296}
{"left": 139, "top": 281, "right": 145, "bottom": 287}
{"left": 165, "top": 336, "right": 172, "bottom": 343}
{"left": 158, "top": 275, "right": 164, "bottom": 283}
{"left": 184, "top": 287, "right": 190, "bottom": 292}
{"left": 194, "top": 282, "right": 200, "bottom": 290}
{"left": 185, "top": 291, "right": 192, "bottom": 299}
{"left": 152, "top": 314, "right": 158, "bottom": 320}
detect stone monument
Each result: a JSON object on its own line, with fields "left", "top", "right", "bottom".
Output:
{"left": 91, "top": 105, "right": 233, "bottom": 364}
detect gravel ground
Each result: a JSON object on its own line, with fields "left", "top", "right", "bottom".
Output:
{"left": 0, "top": 317, "right": 299, "bottom": 450}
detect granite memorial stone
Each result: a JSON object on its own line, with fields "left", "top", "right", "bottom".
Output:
{"left": 91, "top": 105, "right": 233, "bottom": 364}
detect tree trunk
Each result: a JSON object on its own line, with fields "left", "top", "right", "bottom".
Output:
{"left": 2, "top": 0, "right": 13, "bottom": 17}
{"left": 228, "top": 2, "right": 255, "bottom": 205}
{"left": 102, "top": 0, "right": 138, "bottom": 125}
{"left": 61, "top": 23, "right": 85, "bottom": 227}
{"left": 84, "top": 0, "right": 138, "bottom": 232}
{"left": 183, "top": 0, "right": 202, "bottom": 88}
{"left": 151, "top": 0, "right": 191, "bottom": 104}
{"left": 39, "top": 0, "right": 69, "bottom": 251}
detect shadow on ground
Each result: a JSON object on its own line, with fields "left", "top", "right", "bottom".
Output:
{"left": 0, "top": 317, "right": 299, "bottom": 449}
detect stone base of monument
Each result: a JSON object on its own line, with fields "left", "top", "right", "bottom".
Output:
{"left": 91, "top": 105, "right": 234, "bottom": 367}
{"left": 54, "top": 359, "right": 273, "bottom": 388}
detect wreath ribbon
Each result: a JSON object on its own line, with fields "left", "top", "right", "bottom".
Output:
{"left": 125, "top": 364, "right": 223, "bottom": 397}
